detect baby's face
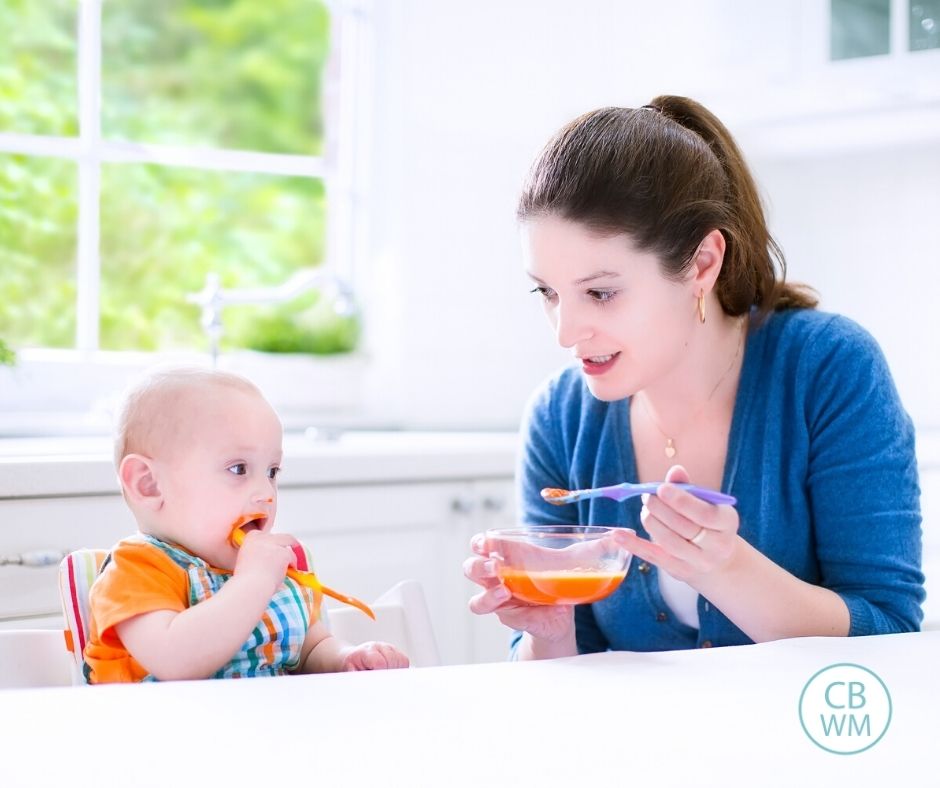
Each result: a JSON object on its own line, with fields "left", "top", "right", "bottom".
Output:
{"left": 149, "top": 385, "right": 283, "bottom": 570}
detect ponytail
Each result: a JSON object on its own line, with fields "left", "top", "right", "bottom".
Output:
{"left": 646, "top": 96, "right": 817, "bottom": 315}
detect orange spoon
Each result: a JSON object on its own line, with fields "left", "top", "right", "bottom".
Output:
{"left": 230, "top": 519, "right": 375, "bottom": 620}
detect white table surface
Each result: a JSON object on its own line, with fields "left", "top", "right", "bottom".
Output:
{"left": 1, "top": 631, "right": 937, "bottom": 787}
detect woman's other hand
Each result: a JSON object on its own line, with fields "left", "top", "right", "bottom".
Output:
{"left": 462, "top": 533, "right": 576, "bottom": 643}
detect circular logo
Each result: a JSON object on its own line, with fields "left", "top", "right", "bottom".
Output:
{"left": 799, "top": 663, "right": 891, "bottom": 754}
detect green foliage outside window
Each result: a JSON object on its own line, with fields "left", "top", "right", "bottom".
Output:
{"left": 0, "top": 338, "right": 15, "bottom": 366}
{"left": 0, "top": 0, "right": 359, "bottom": 356}
{"left": 226, "top": 289, "right": 361, "bottom": 355}
{"left": 0, "top": 0, "right": 77, "bottom": 137}
{"left": 0, "top": 154, "right": 77, "bottom": 349}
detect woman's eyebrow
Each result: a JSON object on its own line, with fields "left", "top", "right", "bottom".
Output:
{"left": 526, "top": 270, "right": 621, "bottom": 286}
{"left": 575, "top": 271, "right": 620, "bottom": 285}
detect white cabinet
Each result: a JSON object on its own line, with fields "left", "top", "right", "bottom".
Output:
{"left": 699, "top": 1, "right": 940, "bottom": 158}
{"left": 0, "top": 474, "right": 518, "bottom": 663}
{"left": 444, "top": 478, "right": 519, "bottom": 663}
{"left": 279, "top": 478, "right": 514, "bottom": 665}
{"left": 0, "top": 495, "right": 135, "bottom": 628}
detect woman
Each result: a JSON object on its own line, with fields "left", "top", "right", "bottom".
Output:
{"left": 464, "top": 96, "right": 924, "bottom": 658}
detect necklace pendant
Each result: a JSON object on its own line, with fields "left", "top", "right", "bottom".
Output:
{"left": 664, "top": 439, "right": 676, "bottom": 459}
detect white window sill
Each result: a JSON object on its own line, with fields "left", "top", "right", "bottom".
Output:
{"left": 0, "top": 348, "right": 368, "bottom": 438}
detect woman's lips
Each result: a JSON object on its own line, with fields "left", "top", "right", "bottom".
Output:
{"left": 581, "top": 352, "right": 620, "bottom": 376}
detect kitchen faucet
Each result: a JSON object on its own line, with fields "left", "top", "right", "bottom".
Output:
{"left": 187, "top": 269, "right": 357, "bottom": 365}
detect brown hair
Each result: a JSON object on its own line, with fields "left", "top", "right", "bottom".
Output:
{"left": 517, "top": 95, "right": 817, "bottom": 318}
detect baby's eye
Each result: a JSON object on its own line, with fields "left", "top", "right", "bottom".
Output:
{"left": 587, "top": 289, "right": 618, "bottom": 304}
{"left": 227, "top": 463, "right": 248, "bottom": 476}
{"left": 529, "top": 285, "right": 557, "bottom": 302}
{"left": 267, "top": 466, "right": 281, "bottom": 480}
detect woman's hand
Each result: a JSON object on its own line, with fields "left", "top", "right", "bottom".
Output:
{"left": 618, "top": 465, "right": 740, "bottom": 585}
{"left": 462, "top": 534, "right": 576, "bottom": 643}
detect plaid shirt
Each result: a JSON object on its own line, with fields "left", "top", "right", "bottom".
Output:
{"left": 141, "top": 535, "right": 319, "bottom": 679}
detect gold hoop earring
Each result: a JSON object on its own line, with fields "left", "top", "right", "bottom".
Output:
{"left": 698, "top": 292, "right": 706, "bottom": 324}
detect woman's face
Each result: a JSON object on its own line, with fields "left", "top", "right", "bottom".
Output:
{"left": 522, "top": 215, "right": 698, "bottom": 401}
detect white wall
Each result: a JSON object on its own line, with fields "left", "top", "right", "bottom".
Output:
{"left": 356, "top": 0, "right": 940, "bottom": 431}
{"left": 754, "top": 148, "right": 940, "bottom": 430}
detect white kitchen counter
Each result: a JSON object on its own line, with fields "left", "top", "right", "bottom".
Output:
{"left": 4, "top": 426, "right": 936, "bottom": 499}
{"left": 0, "top": 430, "right": 520, "bottom": 498}
{"left": 1, "top": 631, "right": 935, "bottom": 786}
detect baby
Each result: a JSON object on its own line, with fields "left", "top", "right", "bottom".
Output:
{"left": 84, "top": 366, "right": 409, "bottom": 683}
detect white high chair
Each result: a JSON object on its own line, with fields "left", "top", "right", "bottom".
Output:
{"left": 58, "top": 548, "right": 441, "bottom": 677}
{"left": 326, "top": 579, "right": 441, "bottom": 668}
{"left": 58, "top": 548, "right": 108, "bottom": 685}
{"left": 0, "top": 629, "right": 72, "bottom": 689}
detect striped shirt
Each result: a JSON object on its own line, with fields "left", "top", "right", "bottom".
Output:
{"left": 85, "top": 534, "right": 319, "bottom": 682}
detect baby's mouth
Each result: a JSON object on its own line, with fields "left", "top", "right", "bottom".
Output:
{"left": 230, "top": 513, "right": 269, "bottom": 545}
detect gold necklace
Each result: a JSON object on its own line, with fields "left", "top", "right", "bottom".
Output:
{"left": 638, "top": 325, "right": 745, "bottom": 459}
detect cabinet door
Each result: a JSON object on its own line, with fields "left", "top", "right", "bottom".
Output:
{"left": 0, "top": 615, "right": 63, "bottom": 631}
{"left": 455, "top": 479, "right": 519, "bottom": 663}
{"left": 277, "top": 481, "right": 473, "bottom": 665}
{"left": 0, "top": 495, "right": 134, "bottom": 621}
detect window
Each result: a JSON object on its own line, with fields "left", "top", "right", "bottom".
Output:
{"left": 0, "top": 0, "right": 369, "bottom": 434}
{"left": 831, "top": 0, "right": 892, "bottom": 59}
{"left": 830, "top": 0, "right": 940, "bottom": 60}
{"left": 910, "top": 1, "right": 940, "bottom": 50}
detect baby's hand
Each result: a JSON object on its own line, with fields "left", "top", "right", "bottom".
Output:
{"left": 233, "top": 530, "right": 298, "bottom": 596}
{"left": 340, "top": 641, "right": 410, "bottom": 671}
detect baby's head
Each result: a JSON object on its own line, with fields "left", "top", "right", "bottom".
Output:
{"left": 114, "top": 366, "right": 283, "bottom": 570}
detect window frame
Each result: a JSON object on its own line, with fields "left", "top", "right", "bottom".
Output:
{"left": 0, "top": 0, "right": 372, "bottom": 435}
{"left": 811, "top": 0, "right": 940, "bottom": 70}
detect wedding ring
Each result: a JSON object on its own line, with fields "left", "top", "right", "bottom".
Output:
{"left": 690, "top": 527, "right": 707, "bottom": 546}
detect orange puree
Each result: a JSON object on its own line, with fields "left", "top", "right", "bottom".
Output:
{"left": 499, "top": 568, "right": 626, "bottom": 605}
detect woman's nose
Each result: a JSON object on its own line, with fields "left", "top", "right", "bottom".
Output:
{"left": 553, "top": 301, "right": 592, "bottom": 348}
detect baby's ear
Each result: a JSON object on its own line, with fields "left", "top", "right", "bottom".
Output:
{"left": 119, "top": 454, "right": 163, "bottom": 511}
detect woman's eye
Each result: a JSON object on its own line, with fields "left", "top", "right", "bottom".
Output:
{"left": 267, "top": 466, "right": 281, "bottom": 480}
{"left": 227, "top": 463, "right": 247, "bottom": 476}
{"left": 529, "top": 286, "right": 557, "bottom": 302}
{"left": 588, "top": 289, "right": 618, "bottom": 303}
